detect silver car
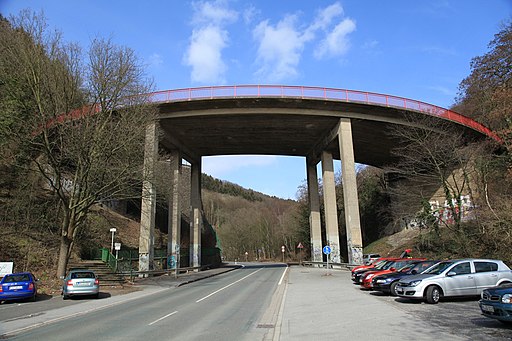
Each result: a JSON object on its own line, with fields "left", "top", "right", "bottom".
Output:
{"left": 62, "top": 269, "right": 100, "bottom": 299}
{"left": 395, "top": 259, "right": 512, "bottom": 304}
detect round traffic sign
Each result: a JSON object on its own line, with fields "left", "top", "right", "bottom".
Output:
{"left": 323, "top": 246, "right": 332, "bottom": 255}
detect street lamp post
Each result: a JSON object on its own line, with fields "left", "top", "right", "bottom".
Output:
{"left": 109, "top": 228, "right": 117, "bottom": 254}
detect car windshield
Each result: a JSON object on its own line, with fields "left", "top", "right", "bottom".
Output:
{"left": 424, "top": 261, "right": 455, "bottom": 275}
{"left": 3, "top": 274, "right": 30, "bottom": 283}
{"left": 374, "top": 261, "right": 391, "bottom": 270}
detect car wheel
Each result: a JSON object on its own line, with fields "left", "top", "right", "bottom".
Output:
{"left": 499, "top": 320, "right": 512, "bottom": 326}
{"left": 63, "top": 295, "right": 69, "bottom": 300}
{"left": 425, "top": 285, "right": 441, "bottom": 304}
{"left": 390, "top": 282, "right": 399, "bottom": 296}
{"left": 31, "top": 294, "right": 37, "bottom": 302}
{"left": 94, "top": 293, "right": 100, "bottom": 299}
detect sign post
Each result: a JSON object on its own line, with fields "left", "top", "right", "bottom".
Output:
{"left": 281, "top": 245, "right": 285, "bottom": 263}
{"left": 109, "top": 228, "right": 117, "bottom": 254}
{"left": 297, "top": 242, "right": 304, "bottom": 265}
{"left": 323, "top": 245, "right": 332, "bottom": 271}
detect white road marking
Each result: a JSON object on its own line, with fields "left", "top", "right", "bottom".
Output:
{"left": 148, "top": 310, "right": 178, "bottom": 325}
{"left": 278, "top": 266, "right": 288, "bottom": 286}
{"left": 196, "top": 268, "right": 263, "bottom": 303}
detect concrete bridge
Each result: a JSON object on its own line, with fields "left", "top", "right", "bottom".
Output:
{"left": 138, "top": 85, "right": 497, "bottom": 271}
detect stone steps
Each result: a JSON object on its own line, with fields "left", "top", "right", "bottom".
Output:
{"left": 67, "top": 260, "right": 126, "bottom": 287}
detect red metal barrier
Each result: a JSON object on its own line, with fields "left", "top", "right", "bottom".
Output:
{"left": 148, "top": 85, "right": 500, "bottom": 142}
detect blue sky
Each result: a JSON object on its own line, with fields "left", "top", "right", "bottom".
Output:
{"left": 2, "top": 0, "right": 511, "bottom": 199}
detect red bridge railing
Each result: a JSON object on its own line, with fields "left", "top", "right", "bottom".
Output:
{"left": 148, "top": 85, "right": 500, "bottom": 142}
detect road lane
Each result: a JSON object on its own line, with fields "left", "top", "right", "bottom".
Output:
{"left": 8, "top": 263, "right": 286, "bottom": 341}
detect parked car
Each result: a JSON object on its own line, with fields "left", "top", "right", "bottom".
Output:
{"left": 363, "top": 253, "right": 381, "bottom": 265}
{"left": 479, "top": 283, "right": 512, "bottom": 325}
{"left": 0, "top": 272, "right": 38, "bottom": 302}
{"left": 352, "top": 259, "right": 399, "bottom": 284}
{"left": 61, "top": 269, "right": 100, "bottom": 299}
{"left": 396, "top": 259, "right": 512, "bottom": 304}
{"left": 360, "top": 258, "right": 426, "bottom": 289}
{"left": 372, "top": 260, "right": 439, "bottom": 296}
{"left": 351, "top": 258, "right": 386, "bottom": 275}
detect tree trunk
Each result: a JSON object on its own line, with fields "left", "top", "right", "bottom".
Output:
{"left": 57, "top": 235, "right": 72, "bottom": 278}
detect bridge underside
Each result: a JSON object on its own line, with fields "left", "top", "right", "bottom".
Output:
{"left": 138, "top": 95, "right": 490, "bottom": 271}
{"left": 157, "top": 97, "right": 482, "bottom": 166}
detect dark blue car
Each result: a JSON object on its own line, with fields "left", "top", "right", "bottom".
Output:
{"left": 0, "top": 272, "right": 38, "bottom": 302}
{"left": 371, "top": 260, "right": 439, "bottom": 296}
{"left": 479, "top": 284, "right": 512, "bottom": 325}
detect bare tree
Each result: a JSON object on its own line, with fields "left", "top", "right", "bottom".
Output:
{"left": 0, "top": 10, "right": 155, "bottom": 277}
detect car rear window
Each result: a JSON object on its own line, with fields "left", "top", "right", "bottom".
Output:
{"left": 71, "top": 272, "right": 95, "bottom": 279}
{"left": 474, "top": 261, "right": 498, "bottom": 273}
{"left": 3, "top": 274, "right": 30, "bottom": 283}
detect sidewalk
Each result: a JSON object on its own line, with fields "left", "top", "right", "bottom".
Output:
{"left": 276, "top": 266, "right": 464, "bottom": 341}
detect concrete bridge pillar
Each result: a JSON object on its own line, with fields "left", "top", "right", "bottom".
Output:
{"left": 338, "top": 118, "right": 363, "bottom": 265}
{"left": 321, "top": 151, "right": 341, "bottom": 263}
{"left": 190, "top": 159, "right": 202, "bottom": 269}
{"left": 139, "top": 122, "right": 158, "bottom": 273}
{"left": 306, "top": 158, "right": 323, "bottom": 262}
{"left": 168, "top": 150, "right": 182, "bottom": 270}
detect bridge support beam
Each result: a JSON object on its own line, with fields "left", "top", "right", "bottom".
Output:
{"left": 168, "top": 150, "right": 182, "bottom": 271}
{"left": 190, "top": 159, "right": 202, "bottom": 269}
{"left": 139, "top": 122, "right": 158, "bottom": 274}
{"left": 306, "top": 158, "right": 323, "bottom": 262}
{"left": 338, "top": 118, "right": 363, "bottom": 265}
{"left": 321, "top": 151, "right": 341, "bottom": 263}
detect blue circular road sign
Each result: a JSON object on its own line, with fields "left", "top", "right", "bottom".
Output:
{"left": 323, "top": 246, "right": 332, "bottom": 255}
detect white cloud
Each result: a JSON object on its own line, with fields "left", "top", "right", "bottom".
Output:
{"left": 184, "top": 26, "right": 228, "bottom": 84}
{"left": 253, "top": 15, "right": 311, "bottom": 82}
{"left": 309, "top": 2, "right": 344, "bottom": 32}
{"left": 203, "top": 155, "right": 277, "bottom": 177}
{"left": 252, "top": 2, "right": 356, "bottom": 82}
{"left": 184, "top": 1, "right": 238, "bottom": 84}
{"left": 314, "top": 18, "right": 356, "bottom": 59}
{"left": 191, "top": 0, "right": 238, "bottom": 26}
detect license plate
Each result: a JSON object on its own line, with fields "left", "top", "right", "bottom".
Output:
{"left": 481, "top": 304, "right": 494, "bottom": 313}
{"left": 76, "top": 282, "right": 92, "bottom": 287}
{"left": 9, "top": 286, "right": 23, "bottom": 290}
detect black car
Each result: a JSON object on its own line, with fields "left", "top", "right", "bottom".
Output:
{"left": 479, "top": 284, "right": 512, "bottom": 325}
{"left": 352, "top": 260, "right": 397, "bottom": 284}
{"left": 371, "top": 260, "right": 439, "bottom": 296}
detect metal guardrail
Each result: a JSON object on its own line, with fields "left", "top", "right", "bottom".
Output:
{"left": 301, "top": 261, "right": 355, "bottom": 269}
{"left": 120, "top": 265, "right": 209, "bottom": 282}
{"left": 147, "top": 85, "right": 500, "bottom": 142}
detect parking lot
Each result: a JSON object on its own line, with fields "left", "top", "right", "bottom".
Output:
{"left": 366, "top": 286, "right": 512, "bottom": 340}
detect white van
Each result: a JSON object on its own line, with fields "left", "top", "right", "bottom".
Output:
{"left": 363, "top": 253, "right": 381, "bottom": 265}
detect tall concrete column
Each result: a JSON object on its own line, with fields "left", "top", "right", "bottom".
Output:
{"left": 139, "top": 122, "right": 158, "bottom": 273}
{"left": 321, "top": 151, "right": 341, "bottom": 263}
{"left": 306, "top": 158, "right": 323, "bottom": 262}
{"left": 338, "top": 118, "right": 363, "bottom": 265}
{"left": 168, "top": 150, "right": 182, "bottom": 270}
{"left": 190, "top": 159, "right": 202, "bottom": 269}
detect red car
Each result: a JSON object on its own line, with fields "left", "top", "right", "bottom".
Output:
{"left": 360, "top": 258, "right": 426, "bottom": 289}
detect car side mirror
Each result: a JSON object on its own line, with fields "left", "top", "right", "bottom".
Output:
{"left": 447, "top": 271, "right": 456, "bottom": 277}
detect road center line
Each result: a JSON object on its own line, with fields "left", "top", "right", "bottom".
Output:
{"left": 196, "top": 268, "right": 263, "bottom": 303}
{"left": 148, "top": 310, "right": 178, "bottom": 326}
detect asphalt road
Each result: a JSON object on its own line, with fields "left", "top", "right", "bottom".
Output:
{"left": 1, "top": 263, "right": 286, "bottom": 340}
